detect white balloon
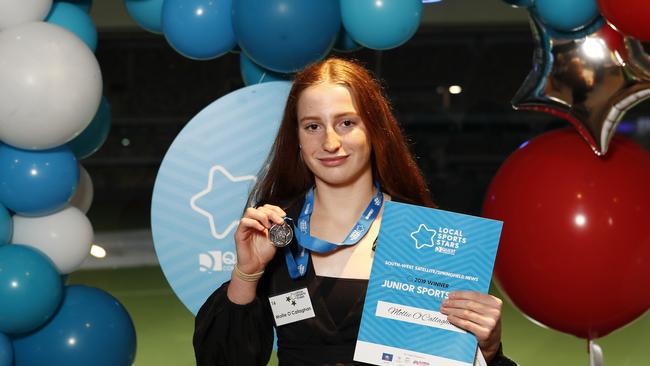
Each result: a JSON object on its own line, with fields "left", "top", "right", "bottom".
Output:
{"left": 11, "top": 205, "right": 94, "bottom": 274}
{"left": 0, "top": 0, "right": 52, "bottom": 30}
{"left": 69, "top": 164, "right": 94, "bottom": 213}
{"left": 0, "top": 22, "right": 102, "bottom": 149}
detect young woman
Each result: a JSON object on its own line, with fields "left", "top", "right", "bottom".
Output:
{"left": 193, "top": 58, "right": 516, "bottom": 366}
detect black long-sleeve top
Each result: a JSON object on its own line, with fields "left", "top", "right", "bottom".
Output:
{"left": 193, "top": 202, "right": 517, "bottom": 366}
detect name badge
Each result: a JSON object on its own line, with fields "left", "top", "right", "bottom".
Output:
{"left": 269, "top": 288, "right": 316, "bottom": 326}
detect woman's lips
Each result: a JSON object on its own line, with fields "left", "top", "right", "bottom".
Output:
{"left": 318, "top": 155, "right": 348, "bottom": 167}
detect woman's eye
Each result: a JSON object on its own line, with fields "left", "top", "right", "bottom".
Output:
{"left": 305, "top": 123, "right": 319, "bottom": 131}
{"left": 341, "top": 119, "right": 354, "bottom": 127}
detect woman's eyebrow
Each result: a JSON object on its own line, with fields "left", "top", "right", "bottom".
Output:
{"left": 299, "top": 112, "right": 359, "bottom": 123}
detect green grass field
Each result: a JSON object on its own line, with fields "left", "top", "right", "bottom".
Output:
{"left": 69, "top": 266, "right": 649, "bottom": 366}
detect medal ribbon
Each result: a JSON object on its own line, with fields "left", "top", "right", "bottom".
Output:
{"left": 284, "top": 183, "right": 383, "bottom": 279}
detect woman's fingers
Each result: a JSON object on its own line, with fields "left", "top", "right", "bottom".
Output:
{"left": 445, "top": 314, "right": 493, "bottom": 341}
{"left": 238, "top": 217, "right": 266, "bottom": 233}
{"left": 244, "top": 206, "right": 286, "bottom": 228}
{"left": 439, "top": 291, "right": 503, "bottom": 361}
{"left": 448, "top": 290, "right": 503, "bottom": 308}
{"left": 259, "top": 204, "right": 287, "bottom": 221}
{"left": 441, "top": 299, "right": 500, "bottom": 318}
{"left": 440, "top": 304, "right": 496, "bottom": 332}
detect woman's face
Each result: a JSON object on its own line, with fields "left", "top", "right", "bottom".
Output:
{"left": 296, "top": 82, "right": 372, "bottom": 187}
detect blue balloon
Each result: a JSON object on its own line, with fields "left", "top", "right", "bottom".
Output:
{"left": 0, "top": 144, "right": 79, "bottom": 216}
{"left": 162, "top": 0, "right": 237, "bottom": 60}
{"left": 46, "top": 2, "right": 97, "bottom": 51}
{"left": 0, "top": 204, "right": 10, "bottom": 246}
{"left": 501, "top": 0, "right": 535, "bottom": 7}
{"left": 240, "top": 52, "right": 292, "bottom": 86}
{"left": 0, "top": 245, "right": 63, "bottom": 335}
{"left": 534, "top": 0, "right": 600, "bottom": 33}
{"left": 12, "top": 286, "right": 136, "bottom": 366}
{"left": 67, "top": 96, "right": 111, "bottom": 159}
{"left": 341, "top": 0, "right": 422, "bottom": 50}
{"left": 56, "top": 0, "right": 93, "bottom": 13}
{"left": 0, "top": 332, "right": 12, "bottom": 366}
{"left": 125, "top": 0, "right": 163, "bottom": 34}
{"left": 233, "top": 0, "right": 340, "bottom": 73}
{"left": 333, "top": 27, "right": 363, "bottom": 52}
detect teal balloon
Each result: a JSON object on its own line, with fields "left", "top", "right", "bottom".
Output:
{"left": 333, "top": 27, "right": 362, "bottom": 52}
{"left": 46, "top": 2, "right": 97, "bottom": 51}
{"left": 0, "top": 204, "right": 10, "bottom": 246}
{"left": 534, "top": 0, "right": 600, "bottom": 33}
{"left": 56, "top": 0, "right": 93, "bottom": 13}
{"left": 341, "top": 0, "right": 422, "bottom": 50}
{"left": 67, "top": 96, "right": 111, "bottom": 159}
{"left": 0, "top": 144, "right": 79, "bottom": 216}
{"left": 233, "top": 0, "right": 340, "bottom": 73}
{"left": 162, "top": 0, "right": 237, "bottom": 60}
{"left": 0, "top": 245, "right": 63, "bottom": 335}
{"left": 240, "top": 52, "right": 291, "bottom": 86}
{"left": 502, "top": 0, "right": 535, "bottom": 7}
{"left": 12, "top": 286, "right": 136, "bottom": 366}
{"left": 125, "top": 0, "right": 163, "bottom": 34}
{"left": 0, "top": 332, "right": 11, "bottom": 366}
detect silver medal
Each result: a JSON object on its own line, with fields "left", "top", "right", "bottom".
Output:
{"left": 269, "top": 219, "right": 293, "bottom": 248}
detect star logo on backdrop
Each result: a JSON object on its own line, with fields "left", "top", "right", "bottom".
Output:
{"left": 410, "top": 224, "right": 436, "bottom": 250}
{"left": 190, "top": 165, "right": 257, "bottom": 240}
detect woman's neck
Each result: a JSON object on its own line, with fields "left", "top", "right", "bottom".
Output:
{"left": 312, "top": 174, "right": 376, "bottom": 222}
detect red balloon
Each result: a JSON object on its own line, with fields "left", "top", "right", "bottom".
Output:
{"left": 483, "top": 128, "right": 650, "bottom": 339}
{"left": 597, "top": 0, "right": 650, "bottom": 41}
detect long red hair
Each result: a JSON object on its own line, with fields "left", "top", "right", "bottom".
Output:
{"left": 248, "top": 57, "right": 434, "bottom": 208}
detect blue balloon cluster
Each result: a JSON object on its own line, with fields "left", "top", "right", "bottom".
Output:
{"left": 162, "top": 0, "right": 236, "bottom": 60}
{"left": 0, "top": 204, "right": 11, "bottom": 245}
{"left": 333, "top": 27, "right": 362, "bottom": 53}
{"left": 126, "top": 0, "right": 426, "bottom": 80}
{"left": 0, "top": 332, "right": 11, "bottom": 366}
{"left": 240, "top": 53, "right": 291, "bottom": 86}
{"left": 501, "top": 0, "right": 602, "bottom": 37}
{"left": 12, "top": 286, "right": 136, "bottom": 366}
{"left": 0, "top": 2, "right": 132, "bottom": 365}
{"left": 233, "top": 0, "right": 341, "bottom": 73}
{"left": 340, "top": 0, "right": 423, "bottom": 50}
{"left": 46, "top": 2, "right": 98, "bottom": 51}
{"left": 56, "top": 0, "right": 93, "bottom": 13}
{"left": 0, "top": 245, "right": 63, "bottom": 335}
{"left": 533, "top": 0, "right": 601, "bottom": 34}
{"left": 67, "top": 96, "right": 112, "bottom": 158}
{"left": 0, "top": 144, "right": 79, "bottom": 216}
{"left": 125, "top": 0, "right": 164, "bottom": 34}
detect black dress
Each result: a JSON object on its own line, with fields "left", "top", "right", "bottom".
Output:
{"left": 193, "top": 203, "right": 518, "bottom": 366}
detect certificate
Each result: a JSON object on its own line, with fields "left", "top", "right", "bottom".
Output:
{"left": 354, "top": 201, "right": 503, "bottom": 366}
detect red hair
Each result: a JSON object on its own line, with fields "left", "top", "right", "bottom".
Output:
{"left": 248, "top": 57, "right": 434, "bottom": 208}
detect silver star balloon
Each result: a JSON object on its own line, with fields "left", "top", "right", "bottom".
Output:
{"left": 512, "top": 15, "right": 650, "bottom": 156}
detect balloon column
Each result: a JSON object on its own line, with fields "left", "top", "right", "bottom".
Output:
{"left": 488, "top": 0, "right": 650, "bottom": 363}
{"left": 0, "top": 1, "right": 135, "bottom": 365}
{"left": 506, "top": 0, "right": 650, "bottom": 156}
{"left": 125, "top": 0, "right": 425, "bottom": 84}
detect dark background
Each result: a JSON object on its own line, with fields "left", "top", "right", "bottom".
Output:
{"left": 85, "top": 25, "right": 650, "bottom": 230}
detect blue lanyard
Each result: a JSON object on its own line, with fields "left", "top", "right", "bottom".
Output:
{"left": 284, "top": 184, "right": 383, "bottom": 279}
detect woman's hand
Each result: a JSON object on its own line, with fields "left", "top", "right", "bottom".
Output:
{"left": 233, "top": 204, "right": 287, "bottom": 274}
{"left": 440, "top": 291, "right": 503, "bottom": 362}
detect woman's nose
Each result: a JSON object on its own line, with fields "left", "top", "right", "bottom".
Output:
{"left": 322, "top": 127, "right": 341, "bottom": 152}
